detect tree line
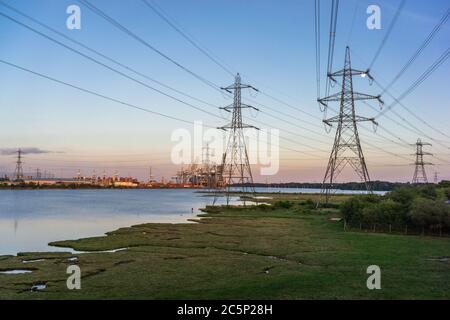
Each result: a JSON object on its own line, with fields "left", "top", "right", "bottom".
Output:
{"left": 341, "top": 182, "right": 450, "bottom": 236}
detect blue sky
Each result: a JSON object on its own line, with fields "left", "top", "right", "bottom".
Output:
{"left": 0, "top": 0, "right": 449, "bottom": 182}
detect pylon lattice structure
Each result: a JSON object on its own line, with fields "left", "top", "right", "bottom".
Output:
{"left": 218, "top": 73, "right": 259, "bottom": 205}
{"left": 412, "top": 138, "right": 433, "bottom": 184}
{"left": 14, "top": 148, "right": 24, "bottom": 181}
{"left": 318, "top": 47, "right": 383, "bottom": 202}
{"left": 202, "top": 143, "right": 215, "bottom": 190}
{"left": 434, "top": 171, "right": 439, "bottom": 184}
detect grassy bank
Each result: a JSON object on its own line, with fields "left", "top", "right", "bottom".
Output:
{"left": 0, "top": 193, "right": 448, "bottom": 299}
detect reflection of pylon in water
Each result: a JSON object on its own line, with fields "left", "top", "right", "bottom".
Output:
{"left": 412, "top": 138, "right": 433, "bottom": 184}
{"left": 217, "top": 73, "right": 259, "bottom": 206}
{"left": 318, "top": 47, "right": 383, "bottom": 203}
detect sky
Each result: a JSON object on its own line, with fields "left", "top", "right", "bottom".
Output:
{"left": 0, "top": 0, "right": 449, "bottom": 183}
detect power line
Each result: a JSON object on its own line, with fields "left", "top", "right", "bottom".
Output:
{"left": 2, "top": 1, "right": 436, "bottom": 172}
{"left": 374, "top": 80, "right": 450, "bottom": 140}
{"left": 351, "top": 48, "right": 450, "bottom": 145}
{"left": 73, "top": 1, "right": 333, "bottom": 150}
{"left": 314, "top": 0, "right": 321, "bottom": 101}
{"left": 135, "top": 0, "right": 428, "bottom": 170}
{"left": 368, "top": 0, "right": 406, "bottom": 70}
{"left": 78, "top": 0, "right": 222, "bottom": 94}
{"left": 346, "top": 0, "right": 359, "bottom": 45}
{"left": 140, "top": 0, "right": 235, "bottom": 77}
{"left": 0, "top": 2, "right": 336, "bottom": 155}
{"left": 377, "top": 47, "right": 450, "bottom": 118}
{"left": 0, "top": 10, "right": 224, "bottom": 121}
{"left": 323, "top": 0, "right": 340, "bottom": 109}
{"left": 257, "top": 90, "right": 322, "bottom": 122}
{"left": 362, "top": 101, "right": 447, "bottom": 148}
{"left": 381, "top": 7, "right": 450, "bottom": 95}
{"left": 0, "top": 1, "right": 220, "bottom": 111}
{"left": 138, "top": 0, "right": 325, "bottom": 127}
{"left": 0, "top": 59, "right": 330, "bottom": 161}
{"left": 0, "top": 59, "right": 199, "bottom": 126}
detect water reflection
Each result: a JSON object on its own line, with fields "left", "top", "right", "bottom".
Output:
{"left": 0, "top": 188, "right": 381, "bottom": 256}
{"left": 0, "top": 189, "right": 240, "bottom": 255}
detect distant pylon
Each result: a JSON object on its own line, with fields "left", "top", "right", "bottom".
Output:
{"left": 434, "top": 171, "right": 439, "bottom": 184}
{"left": 202, "top": 143, "right": 211, "bottom": 167}
{"left": 202, "top": 143, "right": 213, "bottom": 190}
{"left": 412, "top": 138, "right": 433, "bottom": 184}
{"left": 148, "top": 166, "right": 154, "bottom": 182}
{"left": 36, "top": 168, "right": 42, "bottom": 180}
{"left": 218, "top": 73, "right": 259, "bottom": 205}
{"left": 14, "top": 148, "right": 24, "bottom": 181}
{"left": 318, "top": 47, "right": 384, "bottom": 202}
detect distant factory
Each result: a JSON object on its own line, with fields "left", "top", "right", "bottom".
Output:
{"left": 0, "top": 148, "right": 226, "bottom": 189}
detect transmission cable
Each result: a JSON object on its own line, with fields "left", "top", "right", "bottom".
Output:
{"left": 368, "top": 0, "right": 406, "bottom": 70}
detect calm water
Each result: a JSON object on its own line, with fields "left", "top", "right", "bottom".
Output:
{"left": 0, "top": 188, "right": 385, "bottom": 256}
{"left": 0, "top": 189, "right": 235, "bottom": 256}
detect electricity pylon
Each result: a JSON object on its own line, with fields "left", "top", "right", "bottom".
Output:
{"left": 14, "top": 148, "right": 24, "bottom": 181}
{"left": 318, "top": 47, "right": 383, "bottom": 202}
{"left": 412, "top": 138, "right": 432, "bottom": 184}
{"left": 219, "top": 73, "right": 259, "bottom": 205}
{"left": 434, "top": 171, "right": 439, "bottom": 184}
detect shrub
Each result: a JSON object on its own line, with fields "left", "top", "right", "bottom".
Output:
{"left": 408, "top": 197, "right": 450, "bottom": 230}
{"left": 417, "top": 185, "right": 438, "bottom": 200}
{"left": 389, "top": 187, "right": 417, "bottom": 206}
{"left": 361, "top": 200, "right": 404, "bottom": 226}
{"left": 273, "top": 201, "right": 294, "bottom": 209}
{"left": 256, "top": 204, "right": 272, "bottom": 211}
{"left": 302, "top": 199, "right": 316, "bottom": 209}
{"left": 340, "top": 195, "right": 381, "bottom": 224}
{"left": 442, "top": 187, "right": 450, "bottom": 200}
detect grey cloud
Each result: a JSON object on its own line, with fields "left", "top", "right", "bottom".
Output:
{"left": 0, "top": 148, "right": 56, "bottom": 155}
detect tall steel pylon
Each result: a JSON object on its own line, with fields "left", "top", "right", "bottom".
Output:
{"left": 218, "top": 73, "right": 259, "bottom": 205}
{"left": 14, "top": 148, "right": 24, "bottom": 181}
{"left": 412, "top": 138, "right": 433, "bottom": 184}
{"left": 318, "top": 47, "right": 383, "bottom": 202}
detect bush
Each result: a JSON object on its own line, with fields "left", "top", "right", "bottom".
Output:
{"left": 341, "top": 185, "right": 450, "bottom": 234}
{"left": 361, "top": 200, "right": 405, "bottom": 226}
{"left": 441, "top": 187, "right": 450, "bottom": 200}
{"left": 417, "top": 185, "right": 438, "bottom": 200}
{"left": 273, "top": 201, "right": 294, "bottom": 209}
{"left": 389, "top": 187, "right": 417, "bottom": 206}
{"left": 256, "top": 204, "right": 272, "bottom": 211}
{"left": 301, "top": 199, "right": 316, "bottom": 209}
{"left": 438, "top": 180, "right": 450, "bottom": 188}
{"left": 408, "top": 197, "right": 450, "bottom": 230}
{"left": 340, "top": 195, "right": 381, "bottom": 224}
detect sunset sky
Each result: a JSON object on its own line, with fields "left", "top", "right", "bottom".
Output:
{"left": 0, "top": 0, "right": 449, "bottom": 183}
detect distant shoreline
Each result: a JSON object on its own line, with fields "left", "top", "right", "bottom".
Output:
{"left": 0, "top": 180, "right": 424, "bottom": 191}
{"left": 0, "top": 184, "right": 198, "bottom": 190}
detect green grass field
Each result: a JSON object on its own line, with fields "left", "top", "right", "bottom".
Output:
{"left": 0, "top": 194, "right": 448, "bottom": 299}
